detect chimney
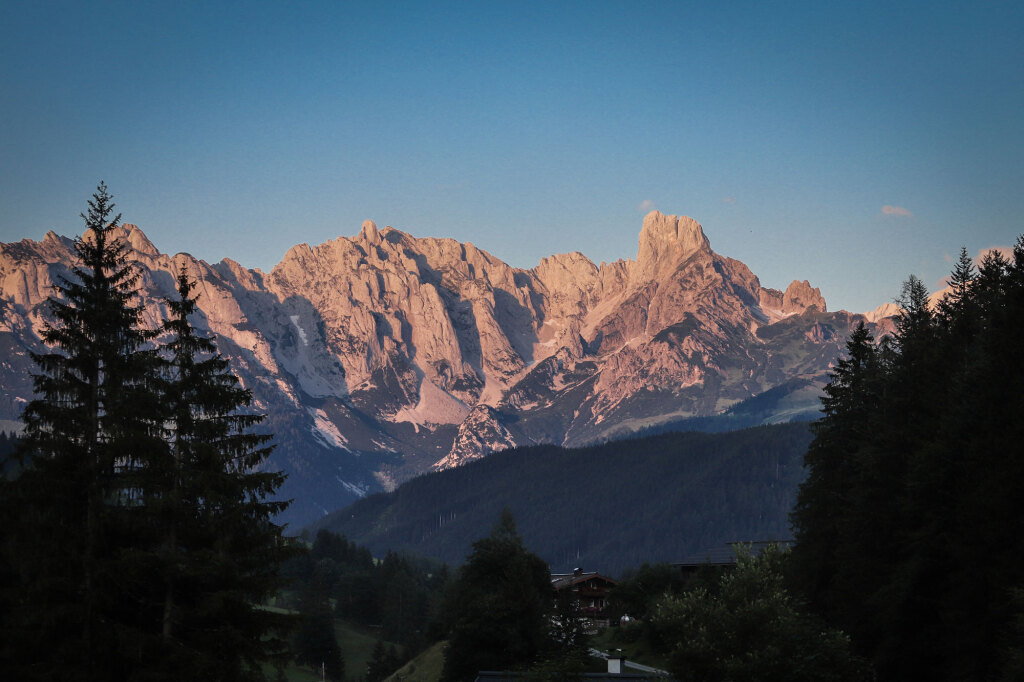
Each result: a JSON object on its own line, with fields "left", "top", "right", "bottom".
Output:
{"left": 607, "top": 653, "right": 625, "bottom": 675}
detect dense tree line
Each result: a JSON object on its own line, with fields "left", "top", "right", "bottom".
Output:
{"left": 365, "top": 639, "right": 404, "bottom": 682}
{"left": 607, "top": 561, "right": 694, "bottom": 624}
{"left": 293, "top": 570, "right": 346, "bottom": 681}
{"left": 286, "top": 518, "right": 595, "bottom": 682}
{"left": 791, "top": 241, "right": 1024, "bottom": 680}
{"left": 282, "top": 524, "right": 446, "bottom": 655}
{"left": 0, "top": 185, "right": 293, "bottom": 680}
{"left": 315, "top": 422, "right": 813, "bottom": 574}
{"left": 286, "top": 514, "right": 597, "bottom": 682}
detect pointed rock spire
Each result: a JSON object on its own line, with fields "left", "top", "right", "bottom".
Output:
{"left": 361, "top": 219, "right": 380, "bottom": 243}
{"left": 635, "top": 211, "right": 710, "bottom": 282}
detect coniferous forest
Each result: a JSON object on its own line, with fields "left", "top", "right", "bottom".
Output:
{"left": 791, "top": 241, "right": 1024, "bottom": 680}
{"left": 0, "top": 185, "right": 295, "bottom": 680}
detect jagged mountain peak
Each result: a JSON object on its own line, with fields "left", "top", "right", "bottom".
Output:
{"left": 42, "top": 230, "right": 72, "bottom": 250}
{"left": 532, "top": 252, "right": 600, "bottom": 300}
{"left": 640, "top": 210, "right": 707, "bottom": 248}
{"left": 0, "top": 210, "right": 880, "bottom": 527}
{"left": 863, "top": 301, "right": 901, "bottom": 323}
{"left": 433, "top": 403, "right": 517, "bottom": 471}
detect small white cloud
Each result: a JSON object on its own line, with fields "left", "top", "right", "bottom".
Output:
{"left": 722, "top": 196, "right": 736, "bottom": 204}
{"left": 881, "top": 205, "right": 913, "bottom": 217}
{"left": 637, "top": 199, "right": 656, "bottom": 213}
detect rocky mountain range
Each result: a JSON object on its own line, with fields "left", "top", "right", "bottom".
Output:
{"left": 0, "top": 211, "right": 892, "bottom": 527}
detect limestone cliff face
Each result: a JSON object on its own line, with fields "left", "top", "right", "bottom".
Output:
{"left": 0, "top": 211, "right": 874, "bottom": 525}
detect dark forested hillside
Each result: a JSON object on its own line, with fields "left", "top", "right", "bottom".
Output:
{"left": 312, "top": 423, "right": 812, "bottom": 575}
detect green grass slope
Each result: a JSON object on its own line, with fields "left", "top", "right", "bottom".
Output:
{"left": 384, "top": 641, "right": 446, "bottom": 682}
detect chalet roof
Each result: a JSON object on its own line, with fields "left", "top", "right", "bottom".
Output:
{"left": 674, "top": 540, "right": 793, "bottom": 568}
{"left": 550, "top": 570, "right": 618, "bottom": 590}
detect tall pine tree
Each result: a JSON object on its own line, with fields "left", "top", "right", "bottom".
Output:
{"left": 1, "top": 182, "right": 165, "bottom": 679}
{"left": 151, "top": 266, "right": 294, "bottom": 679}
{"left": 790, "top": 322, "right": 880, "bottom": 624}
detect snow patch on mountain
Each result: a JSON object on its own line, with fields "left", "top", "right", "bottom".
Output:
{"left": 289, "top": 315, "right": 309, "bottom": 346}
{"left": 310, "top": 408, "right": 348, "bottom": 449}
{"left": 271, "top": 377, "right": 299, "bottom": 406}
{"left": 337, "top": 477, "right": 369, "bottom": 497}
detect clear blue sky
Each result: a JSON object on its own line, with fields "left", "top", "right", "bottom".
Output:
{"left": 2, "top": 1, "right": 1022, "bottom": 313}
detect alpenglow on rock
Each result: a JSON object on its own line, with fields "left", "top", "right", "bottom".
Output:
{"left": 0, "top": 211, "right": 892, "bottom": 526}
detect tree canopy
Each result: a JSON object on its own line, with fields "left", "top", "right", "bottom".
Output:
{"left": 148, "top": 268, "right": 295, "bottom": 678}
{"left": 791, "top": 237, "right": 1024, "bottom": 680}
{"left": 440, "top": 510, "right": 553, "bottom": 682}
{"left": 652, "top": 546, "right": 867, "bottom": 682}
{"left": 0, "top": 185, "right": 292, "bottom": 681}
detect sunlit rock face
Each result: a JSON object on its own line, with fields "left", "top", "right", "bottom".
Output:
{"left": 0, "top": 211, "right": 892, "bottom": 525}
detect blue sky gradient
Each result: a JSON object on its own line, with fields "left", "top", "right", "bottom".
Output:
{"left": 2, "top": 1, "right": 1022, "bottom": 312}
